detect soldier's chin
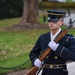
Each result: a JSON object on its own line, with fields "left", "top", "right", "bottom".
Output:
{"left": 49, "top": 26, "right": 55, "bottom": 29}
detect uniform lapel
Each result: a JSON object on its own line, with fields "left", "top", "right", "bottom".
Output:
{"left": 45, "top": 32, "right": 51, "bottom": 44}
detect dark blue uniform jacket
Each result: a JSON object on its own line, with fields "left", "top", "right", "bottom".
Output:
{"left": 29, "top": 31, "right": 75, "bottom": 75}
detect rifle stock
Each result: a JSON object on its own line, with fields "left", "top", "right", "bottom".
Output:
{"left": 26, "top": 66, "right": 38, "bottom": 75}
{"left": 26, "top": 20, "right": 75, "bottom": 75}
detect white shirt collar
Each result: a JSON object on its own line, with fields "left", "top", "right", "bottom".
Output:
{"left": 50, "top": 28, "right": 61, "bottom": 41}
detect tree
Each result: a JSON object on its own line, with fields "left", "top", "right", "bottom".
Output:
{"left": 66, "top": 0, "right": 72, "bottom": 2}
{"left": 20, "top": 0, "right": 38, "bottom": 25}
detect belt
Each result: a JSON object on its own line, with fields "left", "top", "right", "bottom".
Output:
{"left": 45, "top": 64, "right": 65, "bottom": 69}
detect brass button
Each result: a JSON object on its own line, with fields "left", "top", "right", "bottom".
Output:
{"left": 55, "top": 56, "right": 58, "bottom": 59}
{"left": 50, "top": 65, "right": 53, "bottom": 68}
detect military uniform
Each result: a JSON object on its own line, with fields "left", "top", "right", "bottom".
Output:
{"left": 29, "top": 10, "right": 75, "bottom": 75}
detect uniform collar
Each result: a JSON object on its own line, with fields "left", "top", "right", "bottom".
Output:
{"left": 50, "top": 28, "right": 61, "bottom": 41}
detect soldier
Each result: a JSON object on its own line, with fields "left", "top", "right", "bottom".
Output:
{"left": 29, "top": 10, "right": 75, "bottom": 75}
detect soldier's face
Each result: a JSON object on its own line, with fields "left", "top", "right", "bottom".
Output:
{"left": 48, "top": 18, "right": 63, "bottom": 30}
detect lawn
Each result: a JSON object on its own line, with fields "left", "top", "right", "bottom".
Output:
{"left": 0, "top": 17, "right": 22, "bottom": 28}
{"left": 0, "top": 16, "right": 75, "bottom": 74}
{"left": 0, "top": 23, "right": 49, "bottom": 74}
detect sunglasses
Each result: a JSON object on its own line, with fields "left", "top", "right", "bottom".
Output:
{"left": 47, "top": 17, "right": 59, "bottom": 23}
{"left": 48, "top": 18, "right": 63, "bottom": 23}
{"left": 48, "top": 20, "right": 58, "bottom": 23}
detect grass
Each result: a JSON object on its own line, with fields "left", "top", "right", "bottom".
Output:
{"left": 0, "top": 30, "right": 49, "bottom": 60}
{"left": 0, "top": 16, "right": 75, "bottom": 74}
{"left": 0, "top": 54, "right": 30, "bottom": 74}
{"left": 0, "top": 29, "right": 49, "bottom": 74}
{"left": 0, "top": 17, "right": 22, "bottom": 28}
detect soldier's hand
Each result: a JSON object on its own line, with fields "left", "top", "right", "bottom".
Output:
{"left": 48, "top": 41, "right": 59, "bottom": 51}
{"left": 34, "top": 59, "right": 43, "bottom": 67}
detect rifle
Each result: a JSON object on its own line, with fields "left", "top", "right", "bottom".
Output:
{"left": 26, "top": 20, "right": 75, "bottom": 75}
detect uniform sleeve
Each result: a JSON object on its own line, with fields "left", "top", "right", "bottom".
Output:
{"left": 29, "top": 36, "right": 41, "bottom": 65}
{"left": 55, "top": 35, "right": 75, "bottom": 61}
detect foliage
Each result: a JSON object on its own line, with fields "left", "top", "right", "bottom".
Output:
{"left": 0, "top": 0, "right": 23, "bottom": 19}
{"left": 42, "top": 0, "right": 74, "bottom": 3}
{"left": 39, "top": 2, "right": 75, "bottom": 9}
{"left": 66, "top": 0, "right": 73, "bottom": 2}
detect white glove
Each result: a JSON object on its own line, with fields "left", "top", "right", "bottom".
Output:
{"left": 34, "top": 59, "right": 43, "bottom": 67}
{"left": 48, "top": 41, "right": 59, "bottom": 51}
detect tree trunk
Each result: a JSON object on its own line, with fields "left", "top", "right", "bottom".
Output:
{"left": 21, "top": 0, "right": 37, "bottom": 25}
